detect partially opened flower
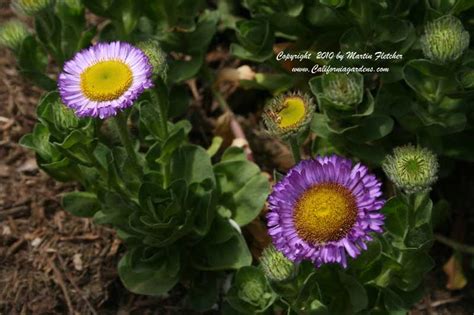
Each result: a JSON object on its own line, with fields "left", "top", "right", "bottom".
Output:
{"left": 58, "top": 41, "right": 153, "bottom": 119}
{"left": 267, "top": 155, "right": 385, "bottom": 268}
{"left": 262, "top": 92, "right": 315, "bottom": 140}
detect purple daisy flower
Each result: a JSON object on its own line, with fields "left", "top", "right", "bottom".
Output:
{"left": 58, "top": 41, "right": 153, "bottom": 119}
{"left": 267, "top": 155, "right": 385, "bottom": 268}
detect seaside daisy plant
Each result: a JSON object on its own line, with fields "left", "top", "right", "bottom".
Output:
{"left": 7, "top": 0, "right": 474, "bottom": 313}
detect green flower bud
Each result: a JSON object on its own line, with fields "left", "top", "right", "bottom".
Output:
{"left": 260, "top": 244, "right": 295, "bottom": 282}
{"left": 420, "top": 15, "right": 470, "bottom": 64}
{"left": 52, "top": 99, "right": 80, "bottom": 131}
{"left": 320, "top": 72, "right": 363, "bottom": 110}
{"left": 238, "top": 278, "right": 272, "bottom": 308}
{"left": 0, "top": 20, "right": 29, "bottom": 51}
{"left": 262, "top": 91, "right": 315, "bottom": 140}
{"left": 11, "top": 0, "right": 54, "bottom": 16}
{"left": 137, "top": 40, "right": 167, "bottom": 80}
{"left": 382, "top": 145, "right": 439, "bottom": 194}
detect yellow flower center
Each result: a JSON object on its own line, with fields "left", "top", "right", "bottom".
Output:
{"left": 277, "top": 96, "right": 306, "bottom": 129}
{"left": 80, "top": 60, "right": 133, "bottom": 101}
{"left": 293, "top": 183, "right": 357, "bottom": 243}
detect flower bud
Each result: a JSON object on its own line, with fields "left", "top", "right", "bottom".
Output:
{"left": 262, "top": 91, "right": 315, "bottom": 139}
{"left": 382, "top": 145, "right": 439, "bottom": 194}
{"left": 0, "top": 20, "right": 29, "bottom": 52}
{"left": 11, "top": 0, "right": 54, "bottom": 15}
{"left": 260, "top": 244, "right": 295, "bottom": 282}
{"left": 52, "top": 99, "right": 80, "bottom": 131}
{"left": 238, "top": 278, "right": 272, "bottom": 308}
{"left": 137, "top": 40, "right": 167, "bottom": 80}
{"left": 320, "top": 72, "right": 363, "bottom": 110}
{"left": 420, "top": 15, "right": 469, "bottom": 64}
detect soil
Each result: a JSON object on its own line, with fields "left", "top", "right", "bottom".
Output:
{"left": 0, "top": 2, "right": 473, "bottom": 314}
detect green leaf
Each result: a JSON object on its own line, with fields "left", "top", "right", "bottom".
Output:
{"left": 167, "top": 53, "right": 204, "bottom": 83}
{"left": 214, "top": 147, "right": 269, "bottom": 226}
{"left": 231, "top": 19, "right": 274, "bottom": 62}
{"left": 413, "top": 192, "right": 433, "bottom": 227}
{"left": 394, "top": 252, "right": 434, "bottom": 291}
{"left": 186, "top": 272, "right": 220, "bottom": 311}
{"left": 192, "top": 216, "right": 252, "bottom": 270}
{"left": 306, "top": 3, "right": 343, "bottom": 26}
{"left": 17, "top": 37, "right": 55, "bottom": 90}
{"left": 62, "top": 191, "right": 100, "bottom": 217}
{"left": 403, "top": 59, "right": 456, "bottom": 103}
{"left": 381, "top": 197, "right": 409, "bottom": 239}
{"left": 308, "top": 300, "right": 330, "bottom": 315}
{"left": 170, "top": 144, "right": 215, "bottom": 185}
{"left": 404, "top": 224, "right": 433, "bottom": 250}
{"left": 240, "top": 73, "right": 294, "bottom": 94}
{"left": 226, "top": 266, "right": 276, "bottom": 314}
{"left": 94, "top": 190, "right": 138, "bottom": 226}
{"left": 338, "top": 272, "right": 368, "bottom": 313}
{"left": 346, "top": 115, "right": 394, "bottom": 143}
{"left": 118, "top": 246, "right": 180, "bottom": 296}
{"left": 168, "top": 85, "right": 190, "bottom": 118}
{"left": 310, "top": 114, "right": 332, "bottom": 138}
{"left": 383, "top": 289, "right": 408, "bottom": 314}
{"left": 350, "top": 238, "right": 382, "bottom": 269}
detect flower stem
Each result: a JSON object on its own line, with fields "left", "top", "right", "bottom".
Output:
{"left": 435, "top": 234, "right": 474, "bottom": 255}
{"left": 113, "top": 111, "right": 143, "bottom": 177}
{"left": 289, "top": 137, "right": 301, "bottom": 163}
{"left": 149, "top": 88, "right": 168, "bottom": 139}
{"left": 149, "top": 85, "right": 170, "bottom": 187}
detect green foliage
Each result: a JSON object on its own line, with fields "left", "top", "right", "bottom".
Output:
{"left": 13, "top": 0, "right": 473, "bottom": 313}
{"left": 22, "top": 83, "right": 269, "bottom": 301}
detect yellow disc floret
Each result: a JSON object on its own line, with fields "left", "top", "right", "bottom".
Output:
{"left": 293, "top": 183, "right": 357, "bottom": 243}
{"left": 277, "top": 96, "right": 306, "bottom": 129}
{"left": 80, "top": 60, "right": 133, "bottom": 101}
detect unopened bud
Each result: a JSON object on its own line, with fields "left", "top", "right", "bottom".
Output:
{"left": 382, "top": 145, "right": 439, "bottom": 194}
{"left": 11, "top": 0, "right": 54, "bottom": 16}
{"left": 137, "top": 40, "right": 167, "bottom": 80}
{"left": 420, "top": 15, "right": 469, "bottom": 64}
{"left": 260, "top": 244, "right": 295, "bottom": 282}
{"left": 321, "top": 72, "right": 363, "bottom": 110}
{"left": 0, "top": 20, "right": 29, "bottom": 51}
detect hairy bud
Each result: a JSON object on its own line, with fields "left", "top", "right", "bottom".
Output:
{"left": 420, "top": 15, "right": 469, "bottom": 64}
{"left": 12, "top": 0, "right": 54, "bottom": 15}
{"left": 137, "top": 40, "right": 168, "bottom": 80}
{"left": 260, "top": 244, "right": 295, "bottom": 282}
{"left": 320, "top": 73, "right": 363, "bottom": 111}
{"left": 382, "top": 145, "right": 439, "bottom": 194}
{"left": 0, "top": 20, "right": 29, "bottom": 52}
